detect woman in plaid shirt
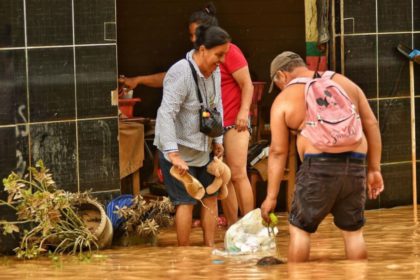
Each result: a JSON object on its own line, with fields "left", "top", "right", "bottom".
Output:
{"left": 154, "top": 25, "right": 230, "bottom": 246}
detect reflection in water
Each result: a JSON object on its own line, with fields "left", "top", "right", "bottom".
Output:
{"left": 0, "top": 206, "right": 419, "bottom": 279}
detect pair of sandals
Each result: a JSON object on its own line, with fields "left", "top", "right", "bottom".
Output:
{"left": 169, "top": 167, "right": 219, "bottom": 200}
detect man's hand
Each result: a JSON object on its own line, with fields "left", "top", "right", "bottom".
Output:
{"left": 367, "top": 170, "right": 384, "bottom": 199}
{"left": 261, "top": 197, "right": 277, "bottom": 223}
{"left": 167, "top": 152, "right": 189, "bottom": 175}
{"left": 212, "top": 143, "right": 224, "bottom": 158}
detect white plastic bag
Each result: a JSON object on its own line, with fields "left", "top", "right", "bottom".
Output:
{"left": 223, "top": 208, "right": 278, "bottom": 255}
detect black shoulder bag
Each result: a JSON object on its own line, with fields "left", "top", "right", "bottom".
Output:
{"left": 187, "top": 60, "right": 223, "bottom": 138}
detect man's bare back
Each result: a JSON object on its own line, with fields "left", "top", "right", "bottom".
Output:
{"left": 274, "top": 70, "right": 369, "bottom": 160}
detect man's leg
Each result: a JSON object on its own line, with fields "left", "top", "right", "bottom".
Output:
{"left": 175, "top": 204, "right": 194, "bottom": 246}
{"left": 341, "top": 229, "right": 367, "bottom": 260}
{"left": 224, "top": 129, "right": 254, "bottom": 216}
{"left": 201, "top": 196, "right": 218, "bottom": 246}
{"left": 288, "top": 224, "right": 311, "bottom": 262}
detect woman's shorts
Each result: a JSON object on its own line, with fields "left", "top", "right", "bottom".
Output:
{"left": 158, "top": 152, "right": 216, "bottom": 206}
{"left": 223, "top": 117, "right": 252, "bottom": 135}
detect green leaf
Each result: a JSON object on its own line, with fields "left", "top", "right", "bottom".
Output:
{"left": 0, "top": 222, "right": 20, "bottom": 235}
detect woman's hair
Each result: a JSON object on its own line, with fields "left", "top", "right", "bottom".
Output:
{"left": 194, "top": 25, "right": 231, "bottom": 50}
{"left": 189, "top": 2, "right": 218, "bottom": 26}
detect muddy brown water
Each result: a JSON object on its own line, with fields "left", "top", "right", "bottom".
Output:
{"left": 1, "top": 206, "right": 419, "bottom": 279}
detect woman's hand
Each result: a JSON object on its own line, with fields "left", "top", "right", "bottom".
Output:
{"left": 235, "top": 108, "right": 249, "bottom": 132}
{"left": 167, "top": 152, "right": 189, "bottom": 175}
{"left": 212, "top": 143, "right": 224, "bottom": 158}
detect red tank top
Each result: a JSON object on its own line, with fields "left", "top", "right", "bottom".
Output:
{"left": 219, "top": 43, "right": 248, "bottom": 127}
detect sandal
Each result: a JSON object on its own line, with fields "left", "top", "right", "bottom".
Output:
{"left": 169, "top": 167, "right": 205, "bottom": 200}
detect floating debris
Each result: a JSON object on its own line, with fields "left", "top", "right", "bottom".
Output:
{"left": 256, "top": 256, "right": 285, "bottom": 266}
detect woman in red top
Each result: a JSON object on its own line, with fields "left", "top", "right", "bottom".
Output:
{"left": 120, "top": 3, "right": 255, "bottom": 226}
{"left": 217, "top": 42, "right": 254, "bottom": 225}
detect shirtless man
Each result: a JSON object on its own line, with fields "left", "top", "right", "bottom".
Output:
{"left": 261, "top": 51, "right": 384, "bottom": 262}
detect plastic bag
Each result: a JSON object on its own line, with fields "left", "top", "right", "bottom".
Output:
{"left": 223, "top": 208, "right": 278, "bottom": 255}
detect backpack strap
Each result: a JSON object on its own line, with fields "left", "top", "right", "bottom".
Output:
{"left": 286, "top": 77, "right": 312, "bottom": 87}
{"left": 321, "top": 70, "right": 336, "bottom": 79}
{"left": 285, "top": 71, "right": 335, "bottom": 88}
{"left": 312, "top": 56, "right": 322, "bottom": 79}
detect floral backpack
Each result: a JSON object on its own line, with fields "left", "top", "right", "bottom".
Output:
{"left": 287, "top": 71, "right": 363, "bottom": 152}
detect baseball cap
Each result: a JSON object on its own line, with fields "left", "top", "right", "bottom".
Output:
{"left": 268, "top": 51, "right": 304, "bottom": 93}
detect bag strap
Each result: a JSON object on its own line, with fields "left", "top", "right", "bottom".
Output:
{"left": 287, "top": 70, "right": 336, "bottom": 88}
{"left": 187, "top": 59, "right": 204, "bottom": 106}
{"left": 286, "top": 57, "right": 323, "bottom": 87}
{"left": 321, "top": 70, "right": 336, "bottom": 79}
{"left": 312, "top": 55, "right": 322, "bottom": 79}
{"left": 286, "top": 77, "right": 312, "bottom": 87}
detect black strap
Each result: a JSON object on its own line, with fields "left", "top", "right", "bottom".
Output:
{"left": 187, "top": 60, "right": 204, "bottom": 106}
{"left": 313, "top": 55, "right": 322, "bottom": 79}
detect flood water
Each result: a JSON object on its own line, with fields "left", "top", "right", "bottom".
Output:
{"left": 1, "top": 206, "right": 419, "bottom": 279}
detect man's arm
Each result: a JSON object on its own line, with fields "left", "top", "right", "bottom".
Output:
{"left": 261, "top": 95, "right": 290, "bottom": 222}
{"left": 355, "top": 84, "right": 384, "bottom": 199}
